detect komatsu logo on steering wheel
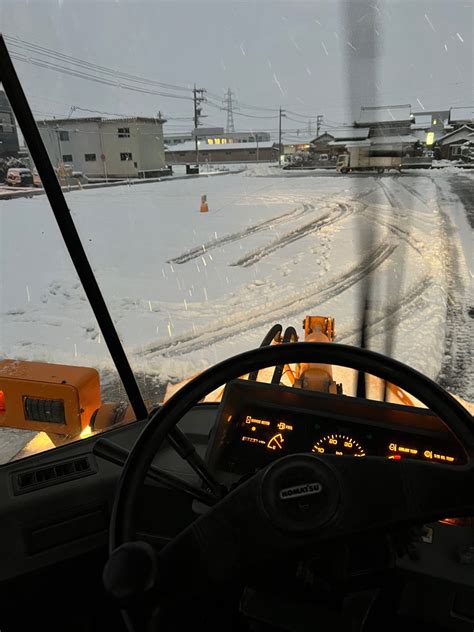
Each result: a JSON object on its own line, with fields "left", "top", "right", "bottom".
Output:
{"left": 279, "top": 482, "right": 323, "bottom": 500}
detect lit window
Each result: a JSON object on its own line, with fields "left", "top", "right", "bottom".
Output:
{"left": 426, "top": 132, "right": 435, "bottom": 146}
{"left": 215, "top": 138, "right": 221, "bottom": 145}
{"left": 433, "top": 119, "right": 437, "bottom": 125}
{"left": 208, "top": 139, "right": 214, "bottom": 145}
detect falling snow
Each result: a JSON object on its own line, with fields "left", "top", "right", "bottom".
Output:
{"left": 272, "top": 73, "right": 284, "bottom": 96}
{"left": 424, "top": 13, "right": 436, "bottom": 32}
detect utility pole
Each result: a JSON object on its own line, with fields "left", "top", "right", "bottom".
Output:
{"left": 278, "top": 106, "right": 285, "bottom": 166}
{"left": 316, "top": 114, "right": 324, "bottom": 137}
{"left": 193, "top": 85, "right": 206, "bottom": 166}
{"left": 224, "top": 88, "right": 235, "bottom": 134}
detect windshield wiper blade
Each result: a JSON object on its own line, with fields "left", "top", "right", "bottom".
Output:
{"left": 0, "top": 34, "right": 147, "bottom": 421}
{"left": 341, "top": 1, "right": 380, "bottom": 398}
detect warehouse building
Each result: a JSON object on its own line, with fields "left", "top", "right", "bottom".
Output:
{"left": 164, "top": 127, "right": 270, "bottom": 147}
{"left": 165, "top": 140, "right": 278, "bottom": 164}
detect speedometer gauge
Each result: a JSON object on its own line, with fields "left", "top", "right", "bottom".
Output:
{"left": 312, "top": 434, "right": 366, "bottom": 457}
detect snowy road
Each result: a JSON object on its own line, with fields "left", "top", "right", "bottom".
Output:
{"left": 0, "top": 167, "right": 472, "bottom": 461}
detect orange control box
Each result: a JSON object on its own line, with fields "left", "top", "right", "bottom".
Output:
{"left": 0, "top": 359, "right": 101, "bottom": 438}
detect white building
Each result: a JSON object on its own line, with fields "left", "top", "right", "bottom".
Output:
{"left": 36, "top": 116, "right": 166, "bottom": 179}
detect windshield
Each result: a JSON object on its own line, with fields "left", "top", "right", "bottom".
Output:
{"left": 0, "top": 0, "right": 472, "bottom": 464}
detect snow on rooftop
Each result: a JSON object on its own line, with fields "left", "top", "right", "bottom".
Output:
{"left": 438, "top": 125, "right": 474, "bottom": 144}
{"left": 331, "top": 128, "right": 370, "bottom": 140}
{"left": 328, "top": 134, "right": 418, "bottom": 147}
{"left": 165, "top": 140, "right": 276, "bottom": 152}
{"left": 370, "top": 134, "right": 419, "bottom": 144}
{"left": 328, "top": 139, "right": 371, "bottom": 147}
{"left": 358, "top": 105, "right": 412, "bottom": 124}
{"left": 284, "top": 136, "right": 314, "bottom": 146}
{"left": 413, "top": 114, "right": 432, "bottom": 125}
{"left": 37, "top": 116, "right": 166, "bottom": 125}
{"left": 312, "top": 128, "right": 370, "bottom": 143}
{"left": 449, "top": 107, "right": 474, "bottom": 123}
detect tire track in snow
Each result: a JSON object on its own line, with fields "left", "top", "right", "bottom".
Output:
{"left": 167, "top": 203, "right": 312, "bottom": 264}
{"left": 337, "top": 274, "right": 433, "bottom": 344}
{"left": 140, "top": 239, "right": 396, "bottom": 358}
{"left": 371, "top": 180, "right": 424, "bottom": 254}
{"left": 396, "top": 179, "right": 430, "bottom": 207}
{"left": 377, "top": 179, "right": 400, "bottom": 209}
{"left": 230, "top": 203, "right": 353, "bottom": 267}
{"left": 363, "top": 208, "right": 423, "bottom": 255}
{"left": 433, "top": 181, "right": 473, "bottom": 401}
{"left": 168, "top": 189, "right": 377, "bottom": 265}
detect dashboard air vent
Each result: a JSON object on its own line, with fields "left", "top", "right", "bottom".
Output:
{"left": 14, "top": 456, "right": 95, "bottom": 494}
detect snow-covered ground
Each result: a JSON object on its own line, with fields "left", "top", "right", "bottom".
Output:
{"left": 1, "top": 167, "right": 472, "bottom": 461}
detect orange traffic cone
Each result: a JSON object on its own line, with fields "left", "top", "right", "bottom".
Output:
{"left": 200, "top": 194, "right": 209, "bottom": 213}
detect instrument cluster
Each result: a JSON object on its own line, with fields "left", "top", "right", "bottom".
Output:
{"left": 206, "top": 380, "right": 466, "bottom": 477}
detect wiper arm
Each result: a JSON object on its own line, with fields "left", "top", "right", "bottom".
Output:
{"left": 93, "top": 437, "right": 219, "bottom": 506}
{"left": 0, "top": 35, "right": 147, "bottom": 420}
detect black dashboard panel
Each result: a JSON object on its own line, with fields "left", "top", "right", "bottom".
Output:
{"left": 0, "top": 397, "right": 473, "bottom": 632}
{"left": 206, "top": 380, "right": 467, "bottom": 477}
{"left": 0, "top": 405, "right": 218, "bottom": 584}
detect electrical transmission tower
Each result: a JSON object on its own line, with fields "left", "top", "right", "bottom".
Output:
{"left": 224, "top": 88, "right": 235, "bottom": 133}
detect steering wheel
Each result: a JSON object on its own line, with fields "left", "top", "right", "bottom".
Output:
{"left": 105, "top": 343, "right": 474, "bottom": 630}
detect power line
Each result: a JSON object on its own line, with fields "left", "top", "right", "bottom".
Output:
{"left": 4, "top": 34, "right": 192, "bottom": 93}
{"left": 6, "top": 32, "right": 471, "bottom": 129}
{"left": 9, "top": 51, "right": 194, "bottom": 101}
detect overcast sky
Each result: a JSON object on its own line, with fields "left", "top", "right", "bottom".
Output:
{"left": 1, "top": 0, "right": 472, "bottom": 136}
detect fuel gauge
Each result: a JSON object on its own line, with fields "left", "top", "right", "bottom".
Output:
{"left": 267, "top": 433, "right": 285, "bottom": 451}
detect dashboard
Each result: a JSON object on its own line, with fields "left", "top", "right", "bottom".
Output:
{"left": 0, "top": 382, "right": 473, "bottom": 630}
{"left": 206, "top": 380, "right": 467, "bottom": 480}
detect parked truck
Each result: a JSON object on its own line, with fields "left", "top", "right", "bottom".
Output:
{"left": 336, "top": 147, "right": 402, "bottom": 174}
